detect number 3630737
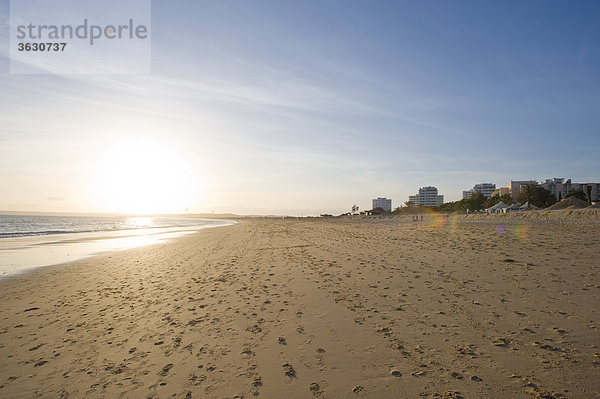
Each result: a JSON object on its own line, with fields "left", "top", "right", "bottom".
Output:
{"left": 17, "top": 42, "right": 67, "bottom": 51}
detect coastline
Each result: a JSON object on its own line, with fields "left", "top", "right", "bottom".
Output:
{"left": 0, "top": 219, "right": 236, "bottom": 280}
{"left": 0, "top": 214, "right": 598, "bottom": 398}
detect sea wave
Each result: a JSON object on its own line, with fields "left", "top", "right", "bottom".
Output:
{"left": 0, "top": 215, "right": 225, "bottom": 239}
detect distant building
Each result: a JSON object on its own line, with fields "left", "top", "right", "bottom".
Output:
{"left": 463, "top": 183, "right": 496, "bottom": 199}
{"left": 491, "top": 187, "right": 510, "bottom": 197}
{"left": 572, "top": 182, "right": 600, "bottom": 203}
{"left": 362, "top": 209, "right": 384, "bottom": 216}
{"left": 539, "top": 178, "right": 573, "bottom": 200}
{"left": 508, "top": 180, "right": 537, "bottom": 199}
{"left": 473, "top": 183, "right": 496, "bottom": 198}
{"left": 409, "top": 186, "right": 444, "bottom": 207}
{"left": 372, "top": 197, "right": 392, "bottom": 212}
{"left": 533, "top": 178, "right": 600, "bottom": 202}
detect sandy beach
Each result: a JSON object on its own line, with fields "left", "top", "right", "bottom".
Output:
{"left": 1, "top": 211, "right": 599, "bottom": 399}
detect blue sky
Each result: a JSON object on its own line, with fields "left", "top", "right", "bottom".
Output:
{"left": 1, "top": 0, "right": 599, "bottom": 215}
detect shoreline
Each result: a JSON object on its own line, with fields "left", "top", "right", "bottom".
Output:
{"left": 0, "top": 214, "right": 598, "bottom": 398}
{"left": 0, "top": 219, "right": 236, "bottom": 280}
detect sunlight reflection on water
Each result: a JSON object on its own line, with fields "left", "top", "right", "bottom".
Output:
{"left": 0, "top": 221, "right": 234, "bottom": 279}
{"left": 125, "top": 217, "right": 154, "bottom": 229}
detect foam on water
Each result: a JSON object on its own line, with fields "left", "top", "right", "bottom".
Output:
{"left": 0, "top": 215, "right": 234, "bottom": 279}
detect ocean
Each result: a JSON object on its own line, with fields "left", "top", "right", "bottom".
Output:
{"left": 0, "top": 215, "right": 227, "bottom": 238}
{"left": 0, "top": 215, "right": 234, "bottom": 278}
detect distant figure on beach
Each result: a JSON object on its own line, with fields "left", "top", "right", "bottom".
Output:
{"left": 420, "top": 215, "right": 423, "bottom": 222}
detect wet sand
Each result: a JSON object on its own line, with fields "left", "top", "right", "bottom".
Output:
{"left": 0, "top": 220, "right": 234, "bottom": 278}
{"left": 0, "top": 211, "right": 599, "bottom": 398}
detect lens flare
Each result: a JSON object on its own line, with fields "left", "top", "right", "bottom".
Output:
{"left": 513, "top": 223, "right": 529, "bottom": 241}
{"left": 421, "top": 208, "right": 447, "bottom": 228}
{"left": 448, "top": 212, "right": 459, "bottom": 232}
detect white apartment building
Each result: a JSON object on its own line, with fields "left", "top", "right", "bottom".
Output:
{"left": 463, "top": 183, "right": 496, "bottom": 199}
{"left": 538, "top": 178, "right": 600, "bottom": 202}
{"left": 409, "top": 186, "right": 444, "bottom": 207}
{"left": 539, "top": 178, "right": 573, "bottom": 200}
{"left": 372, "top": 197, "right": 392, "bottom": 212}
{"left": 571, "top": 182, "right": 600, "bottom": 203}
{"left": 473, "top": 183, "right": 496, "bottom": 198}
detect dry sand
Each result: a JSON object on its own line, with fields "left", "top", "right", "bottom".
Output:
{"left": 1, "top": 211, "right": 599, "bottom": 398}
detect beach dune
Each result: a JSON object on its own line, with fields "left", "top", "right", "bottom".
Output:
{"left": 0, "top": 212, "right": 599, "bottom": 398}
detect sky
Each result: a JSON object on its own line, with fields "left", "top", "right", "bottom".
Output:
{"left": 1, "top": 0, "right": 599, "bottom": 215}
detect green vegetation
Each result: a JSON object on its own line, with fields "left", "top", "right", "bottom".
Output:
{"left": 438, "top": 192, "right": 514, "bottom": 212}
{"left": 516, "top": 184, "right": 556, "bottom": 208}
{"left": 436, "top": 185, "right": 555, "bottom": 212}
{"left": 392, "top": 205, "right": 437, "bottom": 214}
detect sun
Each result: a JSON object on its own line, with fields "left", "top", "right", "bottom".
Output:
{"left": 90, "top": 137, "right": 197, "bottom": 214}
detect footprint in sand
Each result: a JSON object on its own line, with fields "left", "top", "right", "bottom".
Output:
{"left": 283, "top": 363, "right": 296, "bottom": 378}
{"left": 159, "top": 363, "right": 173, "bottom": 376}
{"left": 491, "top": 337, "right": 510, "bottom": 347}
{"left": 241, "top": 349, "right": 256, "bottom": 358}
{"left": 451, "top": 371, "right": 463, "bottom": 379}
{"left": 352, "top": 385, "right": 364, "bottom": 393}
{"left": 309, "top": 382, "right": 322, "bottom": 395}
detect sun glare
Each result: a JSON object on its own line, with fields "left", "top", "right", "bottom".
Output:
{"left": 90, "top": 137, "right": 198, "bottom": 214}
